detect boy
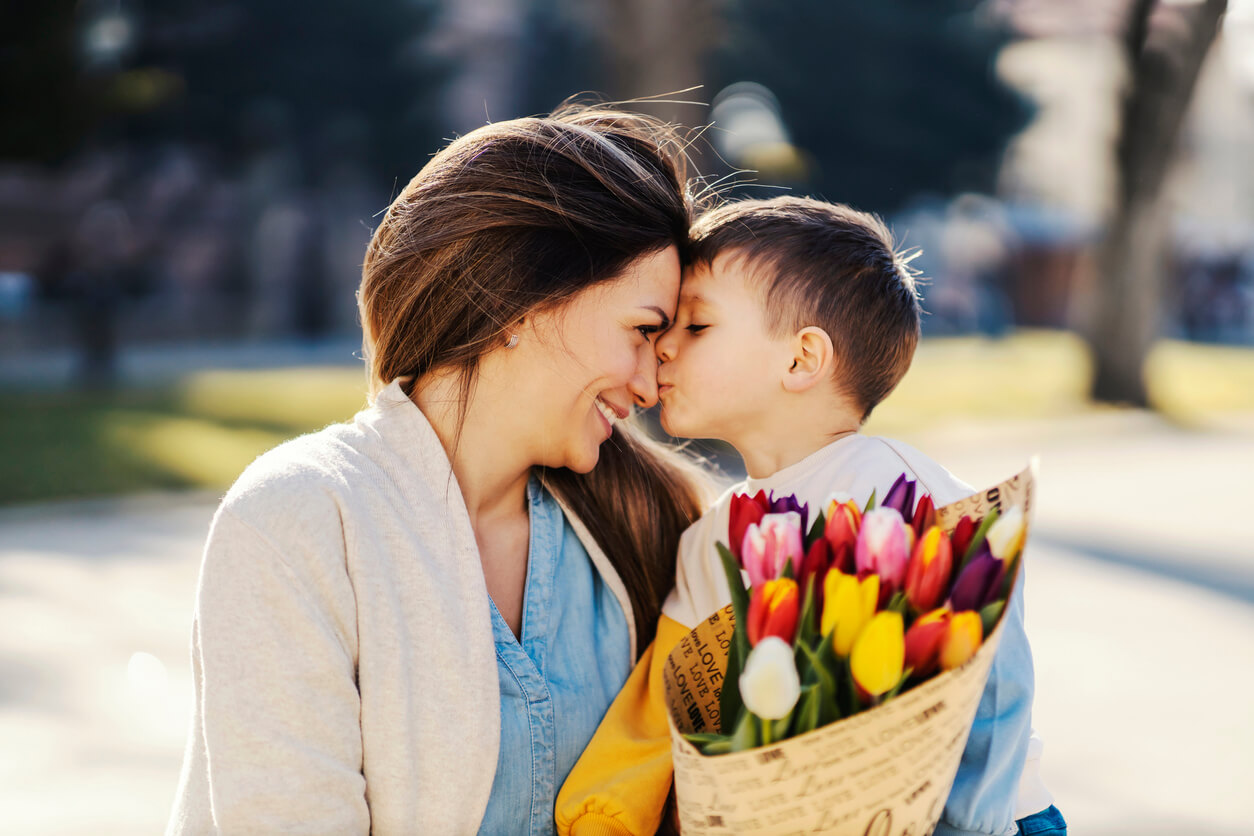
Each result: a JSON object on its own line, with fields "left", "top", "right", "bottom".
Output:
{"left": 555, "top": 197, "right": 1063, "bottom": 836}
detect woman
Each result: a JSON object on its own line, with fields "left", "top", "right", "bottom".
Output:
{"left": 167, "top": 104, "right": 709, "bottom": 834}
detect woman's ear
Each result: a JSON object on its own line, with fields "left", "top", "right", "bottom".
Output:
{"left": 782, "top": 326, "right": 836, "bottom": 393}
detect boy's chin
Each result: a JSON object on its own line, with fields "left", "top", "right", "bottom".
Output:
{"left": 659, "top": 407, "right": 700, "bottom": 440}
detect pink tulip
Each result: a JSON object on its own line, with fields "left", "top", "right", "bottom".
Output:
{"left": 741, "top": 512, "right": 804, "bottom": 587}
{"left": 855, "top": 507, "right": 912, "bottom": 599}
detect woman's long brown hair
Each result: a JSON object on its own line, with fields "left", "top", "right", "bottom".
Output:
{"left": 358, "top": 102, "right": 711, "bottom": 651}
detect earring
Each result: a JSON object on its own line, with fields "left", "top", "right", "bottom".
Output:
{"left": 505, "top": 334, "right": 520, "bottom": 349}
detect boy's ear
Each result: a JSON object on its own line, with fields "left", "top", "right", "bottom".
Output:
{"left": 782, "top": 326, "right": 836, "bottom": 393}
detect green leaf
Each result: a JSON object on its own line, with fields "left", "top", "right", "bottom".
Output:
{"left": 806, "top": 510, "right": 827, "bottom": 549}
{"left": 729, "top": 708, "right": 758, "bottom": 752}
{"left": 792, "top": 684, "right": 821, "bottom": 736}
{"left": 886, "top": 590, "right": 909, "bottom": 616}
{"left": 797, "top": 575, "right": 818, "bottom": 650}
{"left": 781, "top": 557, "right": 795, "bottom": 581}
{"left": 716, "top": 541, "right": 752, "bottom": 681}
{"left": 719, "top": 633, "right": 744, "bottom": 735}
{"left": 959, "top": 506, "right": 1001, "bottom": 570}
{"left": 683, "top": 732, "right": 727, "bottom": 747}
{"left": 702, "top": 737, "right": 733, "bottom": 756}
{"left": 979, "top": 599, "right": 1006, "bottom": 637}
{"left": 863, "top": 488, "right": 878, "bottom": 513}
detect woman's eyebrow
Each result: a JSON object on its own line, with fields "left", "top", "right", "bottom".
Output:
{"left": 639, "top": 305, "right": 672, "bottom": 329}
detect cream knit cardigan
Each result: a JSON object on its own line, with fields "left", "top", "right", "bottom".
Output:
{"left": 167, "top": 379, "right": 637, "bottom": 835}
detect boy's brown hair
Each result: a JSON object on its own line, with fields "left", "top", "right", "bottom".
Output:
{"left": 688, "top": 196, "right": 922, "bottom": 422}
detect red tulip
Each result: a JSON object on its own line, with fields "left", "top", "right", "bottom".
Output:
{"left": 747, "top": 578, "right": 800, "bottom": 646}
{"left": 729, "top": 490, "right": 770, "bottom": 561}
{"left": 798, "top": 537, "right": 834, "bottom": 617}
{"left": 950, "top": 515, "right": 977, "bottom": 560}
{"left": 824, "top": 495, "right": 861, "bottom": 574}
{"left": 904, "top": 607, "right": 950, "bottom": 678}
{"left": 905, "top": 525, "right": 953, "bottom": 613}
{"left": 910, "top": 494, "right": 936, "bottom": 541}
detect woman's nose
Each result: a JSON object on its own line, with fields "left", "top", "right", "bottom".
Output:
{"left": 628, "top": 348, "right": 659, "bottom": 408}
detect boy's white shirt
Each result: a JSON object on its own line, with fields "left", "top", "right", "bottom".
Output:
{"left": 660, "top": 432, "right": 1053, "bottom": 820}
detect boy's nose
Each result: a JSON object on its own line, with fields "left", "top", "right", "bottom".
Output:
{"left": 655, "top": 328, "right": 676, "bottom": 363}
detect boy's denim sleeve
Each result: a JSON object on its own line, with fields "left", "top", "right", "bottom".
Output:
{"left": 935, "top": 566, "right": 1034, "bottom": 836}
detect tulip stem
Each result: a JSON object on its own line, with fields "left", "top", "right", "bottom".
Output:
{"left": 760, "top": 716, "right": 772, "bottom": 747}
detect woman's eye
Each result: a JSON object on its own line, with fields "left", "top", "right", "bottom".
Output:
{"left": 637, "top": 324, "right": 662, "bottom": 339}
{"left": 686, "top": 324, "right": 708, "bottom": 334}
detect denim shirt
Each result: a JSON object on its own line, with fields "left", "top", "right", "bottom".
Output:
{"left": 478, "top": 477, "right": 633, "bottom": 836}
{"left": 937, "top": 566, "right": 1036, "bottom": 836}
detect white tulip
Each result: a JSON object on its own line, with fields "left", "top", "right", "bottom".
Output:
{"left": 986, "top": 505, "right": 1026, "bottom": 561}
{"left": 739, "top": 636, "right": 801, "bottom": 720}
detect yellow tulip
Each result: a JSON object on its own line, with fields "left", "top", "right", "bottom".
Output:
{"left": 940, "top": 611, "right": 984, "bottom": 671}
{"left": 821, "top": 570, "right": 879, "bottom": 656}
{"left": 850, "top": 611, "right": 905, "bottom": 698}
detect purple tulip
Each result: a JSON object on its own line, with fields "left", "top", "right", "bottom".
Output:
{"left": 882, "top": 474, "right": 917, "bottom": 518}
{"left": 949, "top": 546, "right": 1005, "bottom": 612}
{"left": 769, "top": 492, "right": 809, "bottom": 539}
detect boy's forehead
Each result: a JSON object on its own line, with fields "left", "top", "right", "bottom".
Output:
{"left": 680, "top": 252, "right": 756, "bottom": 303}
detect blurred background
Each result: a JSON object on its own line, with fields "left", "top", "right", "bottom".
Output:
{"left": 1, "top": 1, "right": 1251, "bottom": 833}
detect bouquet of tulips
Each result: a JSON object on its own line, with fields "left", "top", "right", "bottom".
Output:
{"left": 689, "top": 474, "right": 1027, "bottom": 752}
{"left": 661, "top": 464, "right": 1035, "bottom": 835}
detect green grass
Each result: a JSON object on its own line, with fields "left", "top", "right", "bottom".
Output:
{"left": 2, "top": 333, "right": 1252, "bottom": 506}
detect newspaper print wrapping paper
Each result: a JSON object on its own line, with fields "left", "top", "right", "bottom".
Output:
{"left": 663, "top": 461, "right": 1036, "bottom": 835}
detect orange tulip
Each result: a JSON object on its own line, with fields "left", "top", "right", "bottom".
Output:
{"left": 940, "top": 611, "right": 983, "bottom": 671}
{"left": 747, "top": 578, "right": 800, "bottom": 646}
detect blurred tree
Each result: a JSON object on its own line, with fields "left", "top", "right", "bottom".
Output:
{"left": 583, "top": 0, "right": 723, "bottom": 145}
{"left": 1, "top": 0, "right": 445, "bottom": 183}
{"left": 137, "top": 0, "right": 446, "bottom": 186}
{"left": 1087, "top": 0, "right": 1227, "bottom": 406}
{"left": 709, "top": 0, "right": 1030, "bottom": 214}
{"left": 0, "top": 1, "right": 99, "bottom": 161}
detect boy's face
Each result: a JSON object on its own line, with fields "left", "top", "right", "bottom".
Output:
{"left": 655, "top": 252, "right": 794, "bottom": 441}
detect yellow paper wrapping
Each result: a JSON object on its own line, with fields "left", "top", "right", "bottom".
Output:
{"left": 662, "top": 462, "right": 1036, "bottom": 835}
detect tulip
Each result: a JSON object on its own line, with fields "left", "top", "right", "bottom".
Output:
{"left": 741, "top": 512, "right": 804, "bottom": 586}
{"left": 909, "top": 494, "right": 936, "bottom": 541}
{"left": 850, "top": 611, "right": 905, "bottom": 698}
{"left": 948, "top": 547, "right": 1005, "bottom": 612}
{"left": 940, "top": 611, "right": 983, "bottom": 670}
{"left": 986, "top": 505, "right": 1026, "bottom": 565}
{"left": 855, "top": 507, "right": 912, "bottom": 599}
{"left": 797, "top": 537, "right": 833, "bottom": 617}
{"left": 882, "top": 474, "right": 917, "bottom": 518}
{"left": 905, "top": 525, "right": 953, "bottom": 613}
{"left": 903, "top": 608, "right": 950, "bottom": 678}
{"left": 729, "top": 491, "right": 770, "bottom": 561}
{"left": 824, "top": 494, "right": 861, "bottom": 573}
{"left": 950, "top": 515, "right": 978, "bottom": 560}
{"left": 739, "top": 636, "right": 801, "bottom": 720}
{"left": 821, "top": 570, "right": 879, "bottom": 656}
{"left": 769, "top": 493, "right": 810, "bottom": 538}
{"left": 747, "top": 578, "right": 800, "bottom": 646}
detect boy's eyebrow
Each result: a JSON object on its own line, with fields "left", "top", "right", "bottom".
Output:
{"left": 639, "top": 305, "right": 672, "bottom": 329}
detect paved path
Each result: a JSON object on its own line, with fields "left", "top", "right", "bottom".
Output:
{"left": 1, "top": 412, "right": 1251, "bottom": 834}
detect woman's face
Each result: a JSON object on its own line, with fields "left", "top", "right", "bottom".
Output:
{"left": 494, "top": 245, "right": 680, "bottom": 473}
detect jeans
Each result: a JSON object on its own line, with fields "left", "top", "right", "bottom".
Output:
{"left": 1017, "top": 805, "right": 1067, "bottom": 836}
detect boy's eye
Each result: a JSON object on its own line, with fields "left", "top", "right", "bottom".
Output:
{"left": 686, "top": 324, "right": 708, "bottom": 334}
